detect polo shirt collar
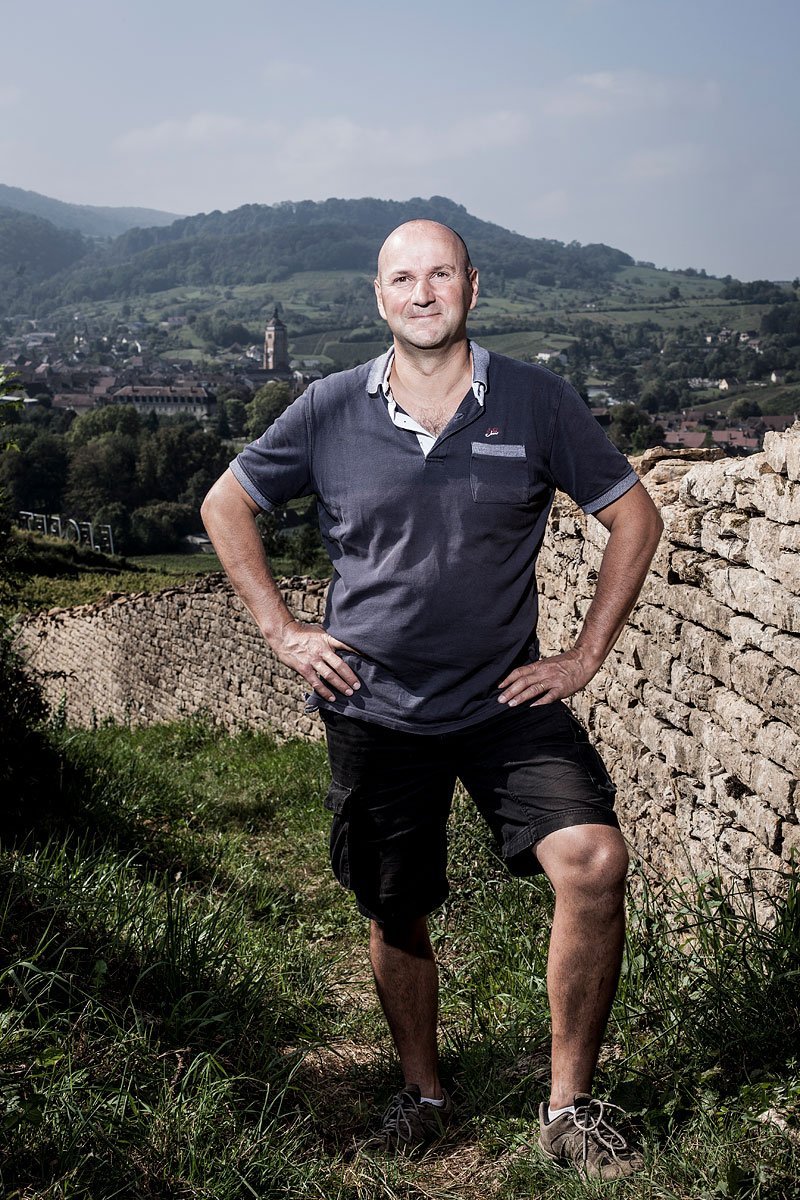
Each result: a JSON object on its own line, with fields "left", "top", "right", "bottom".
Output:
{"left": 367, "top": 340, "right": 488, "bottom": 407}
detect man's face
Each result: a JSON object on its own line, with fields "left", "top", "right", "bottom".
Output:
{"left": 374, "top": 222, "right": 479, "bottom": 352}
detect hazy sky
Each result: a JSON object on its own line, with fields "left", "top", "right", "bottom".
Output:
{"left": 3, "top": 0, "right": 797, "bottom": 280}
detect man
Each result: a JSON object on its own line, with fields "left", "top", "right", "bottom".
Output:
{"left": 201, "top": 220, "right": 663, "bottom": 1179}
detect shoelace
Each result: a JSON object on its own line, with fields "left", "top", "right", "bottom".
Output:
{"left": 378, "top": 1090, "right": 422, "bottom": 1142}
{"left": 572, "top": 1098, "right": 631, "bottom": 1166}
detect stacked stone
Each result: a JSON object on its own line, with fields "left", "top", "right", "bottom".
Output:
{"left": 17, "top": 574, "right": 328, "bottom": 741}
{"left": 536, "top": 426, "right": 799, "bottom": 884}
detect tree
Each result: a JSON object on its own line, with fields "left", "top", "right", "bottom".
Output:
{"left": 609, "top": 405, "right": 664, "bottom": 454}
{"left": 68, "top": 404, "right": 142, "bottom": 448}
{"left": 65, "top": 433, "right": 140, "bottom": 515}
{"left": 129, "top": 501, "right": 196, "bottom": 552}
{"left": 728, "top": 397, "right": 762, "bottom": 420}
{"left": 0, "top": 432, "right": 69, "bottom": 512}
{"left": 245, "top": 382, "right": 292, "bottom": 439}
{"left": 224, "top": 398, "right": 247, "bottom": 437}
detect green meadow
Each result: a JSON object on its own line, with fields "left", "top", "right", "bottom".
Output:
{"left": 1, "top": 712, "right": 798, "bottom": 1199}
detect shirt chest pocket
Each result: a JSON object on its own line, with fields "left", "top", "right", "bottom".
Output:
{"left": 470, "top": 443, "right": 529, "bottom": 503}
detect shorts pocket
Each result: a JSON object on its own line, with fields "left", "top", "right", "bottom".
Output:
{"left": 324, "top": 781, "right": 353, "bottom": 889}
{"left": 470, "top": 443, "right": 529, "bottom": 503}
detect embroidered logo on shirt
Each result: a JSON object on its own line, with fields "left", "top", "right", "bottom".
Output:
{"left": 484, "top": 427, "right": 500, "bottom": 437}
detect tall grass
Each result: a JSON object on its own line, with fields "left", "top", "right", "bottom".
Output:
{"left": 1, "top": 717, "right": 798, "bottom": 1198}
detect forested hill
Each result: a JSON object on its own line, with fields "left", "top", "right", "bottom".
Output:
{"left": 0, "top": 207, "right": 88, "bottom": 283}
{"left": 0, "top": 184, "right": 181, "bottom": 238}
{"left": 7, "top": 195, "right": 636, "bottom": 313}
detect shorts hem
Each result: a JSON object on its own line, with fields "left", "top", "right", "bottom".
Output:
{"left": 504, "top": 810, "right": 621, "bottom": 876}
{"left": 354, "top": 890, "right": 450, "bottom": 924}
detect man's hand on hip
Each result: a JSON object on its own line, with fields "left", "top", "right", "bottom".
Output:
{"left": 269, "top": 620, "right": 360, "bottom": 702}
{"left": 497, "top": 648, "right": 599, "bottom": 708}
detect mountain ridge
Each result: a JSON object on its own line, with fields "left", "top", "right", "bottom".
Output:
{"left": 0, "top": 183, "right": 182, "bottom": 239}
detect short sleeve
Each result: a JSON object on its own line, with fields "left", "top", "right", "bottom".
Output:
{"left": 548, "top": 380, "right": 639, "bottom": 514}
{"left": 229, "top": 390, "right": 314, "bottom": 511}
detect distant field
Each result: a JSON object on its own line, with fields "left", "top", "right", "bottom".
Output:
{"left": 7, "top": 545, "right": 223, "bottom": 620}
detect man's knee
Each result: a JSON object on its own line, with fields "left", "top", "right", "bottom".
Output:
{"left": 536, "top": 825, "right": 629, "bottom": 896}
{"left": 371, "top": 915, "right": 432, "bottom": 957}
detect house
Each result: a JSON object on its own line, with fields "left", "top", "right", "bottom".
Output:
{"left": 108, "top": 385, "right": 215, "bottom": 420}
{"left": 663, "top": 431, "right": 708, "bottom": 449}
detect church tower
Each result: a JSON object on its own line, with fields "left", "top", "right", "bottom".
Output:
{"left": 263, "top": 308, "right": 289, "bottom": 371}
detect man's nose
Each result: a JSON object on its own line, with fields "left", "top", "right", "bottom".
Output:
{"left": 411, "top": 277, "right": 435, "bottom": 305}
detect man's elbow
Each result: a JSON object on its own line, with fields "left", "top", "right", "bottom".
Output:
{"left": 200, "top": 472, "right": 232, "bottom": 534}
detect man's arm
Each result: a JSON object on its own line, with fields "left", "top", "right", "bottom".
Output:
{"left": 200, "top": 469, "right": 360, "bottom": 702}
{"left": 498, "top": 480, "right": 663, "bottom": 707}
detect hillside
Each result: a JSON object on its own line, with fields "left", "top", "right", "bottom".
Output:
{"left": 6, "top": 195, "right": 636, "bottom": 314}
{"left": 0, "top": 207, "right": 88, "bottom": 298}
{"left": 0, "top": 183, "right": 181, "bottom": 238}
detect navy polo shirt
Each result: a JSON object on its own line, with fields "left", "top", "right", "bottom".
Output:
{"left": 230, "top": 342, "right": 639, "bottom": 733}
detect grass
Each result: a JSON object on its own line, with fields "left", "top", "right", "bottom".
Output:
{"left": 1, "top": 714, "right": 799, "bottom": 1198}
{"left": 4, "top": 533, "right": 223, "bottom": 620}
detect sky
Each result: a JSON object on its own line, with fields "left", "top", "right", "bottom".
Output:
{"left": 2, "top": 0, "right": 798, "bottom": 280}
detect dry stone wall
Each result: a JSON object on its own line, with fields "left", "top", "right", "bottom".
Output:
{"left": 537, "top": 426, "right": 799, "bottom": 882}
{"left": 16, "top": 426, "right": 800, "bottom": 883}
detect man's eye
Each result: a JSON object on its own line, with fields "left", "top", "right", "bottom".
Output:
{"left": 392, "top": 276, "right": 410, "bottom": 285}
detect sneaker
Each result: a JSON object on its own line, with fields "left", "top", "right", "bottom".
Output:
{"left": 356, "top": 1085, "right": 453, "bottom": 1155}
{"left": 538, "top": 1093, "right": 643, "bottom": 1180}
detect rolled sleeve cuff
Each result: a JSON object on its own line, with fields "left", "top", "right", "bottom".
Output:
{"left": 580, "top": 468, "right": 639, "bottom": 515}
{"left": 229, "top": 458, "right": 278, "bottom": 512}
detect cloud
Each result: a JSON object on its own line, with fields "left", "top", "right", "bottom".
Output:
{"left": 544, "top": 69, "right": 721, "bottom": 119}
{"left": 115, "top": 112, "right": 255, "bottom": 153}
{"left": 113, "top": 109, "right": 528, "bottom": 172}
{"left": 623, "top": 142, "right": 705, "bottom": 181}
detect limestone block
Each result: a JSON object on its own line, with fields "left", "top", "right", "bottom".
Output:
{"left": 630, "top": 603, "right": 682, "bottom": 642}
{"left": 745, "top": 522, "right": 800, "bottom": 591}
{"left": 714, "top": 825, "right": 786, "bottom": 877}
{"left": 747, "top": 475, "right": 800, "bottom": 525}
{"left": 708, "top": 688, "right": 766, "bottom": 750}
{"left": 772, "top": 633, "right": 800, "bottom": 674}
{"left": 700, "top": 509, "right": 751, "bottom": 563}
{"left": 704, "top": 566, "right": 800, "bottom": 633}
{"left": 688, "top": 709, "right": 752, "bottom": 782}
{"left": 707, "top": 773, "right": 781, "bottom": 848}
{"left": 781, "top": 822, "right": 800, "bottom": 863}
{"left": 729, "top": 616, "right": 775, "bottom": 654}
{"left": 761, "top": 670, "right": 800, "bottom": 735}
{"left": 661, "top": 503, "right": 704, "bottom": 548}
{"left": 670, "top": 549, "right": 713, "bottom": 587}
{"left": 728, "top": 648, "right": 779, "bottom": 703}
{"left": 747, "top": 754, "right": 796, "bottom": 818}
{"left": 642, "top": 682, "right": 692, "bottom": 733}
{"left": 679, "top": 623, "right": 733, "bottom": 687}
{"left": 763, "top": 425, "right": 800, "bottom": 482}
{"left": 753, "top": 720, "right": 796, "bottom": 777}
{"left": 681, "top": 460, "right": 739, "bottom": 508}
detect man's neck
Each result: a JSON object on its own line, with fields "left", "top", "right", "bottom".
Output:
{"left": 389, "top": 339, "right": 472, "bottom": 409}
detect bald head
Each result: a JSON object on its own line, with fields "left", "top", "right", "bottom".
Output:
{"left": 376, "top": 220, "right": 473, "bottom": 280}
{"left": 374, "top": 219, "right": 479, "bottom": 353}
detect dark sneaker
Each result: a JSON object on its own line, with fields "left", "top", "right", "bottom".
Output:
{"left": 538, "top": 1093, "right": 643, "bottom": 1180}
{"left": 356, "top": 1085, "right": 453, "bottom": 1155}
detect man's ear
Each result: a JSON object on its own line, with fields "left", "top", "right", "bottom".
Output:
{"left": 374, "top": 277, "right": 386, "bottom": 320}
{"left": 469, "top": 268, "right": 480, "bottom": 310}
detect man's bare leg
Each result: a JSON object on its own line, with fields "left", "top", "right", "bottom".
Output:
{"left": 369, "top": 916, "right": 443, "bottom": 1099}
{"left": 534, "top": 824, "right": 629, "bottom": 1108}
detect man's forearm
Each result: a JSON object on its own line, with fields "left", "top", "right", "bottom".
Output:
{"left": 572, "top": 489, "right": 664, "bottom": 673}
{"left": 498, "top": 481, "right": 662, "bottom": 707}
{"left": 200, "top": 471, "right": 294, "bottom": 646}
{"left": 201, "top": 470, "right": 360, "bottom": 701}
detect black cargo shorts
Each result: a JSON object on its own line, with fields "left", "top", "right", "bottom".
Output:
{"left": 320, "top": 701, "right": 619, "bottom": 922}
